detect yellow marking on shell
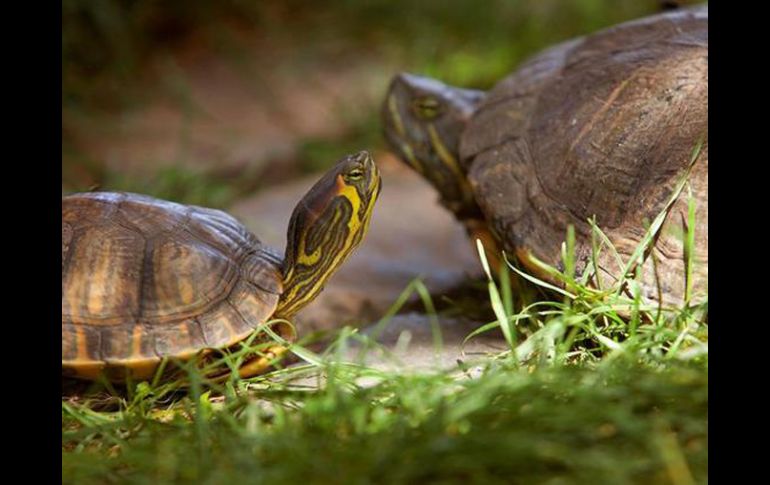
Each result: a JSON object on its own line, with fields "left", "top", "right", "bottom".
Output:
{"left": 75, "top": 326, "right": 89, "bottom": 362}
{"left": 68, "top": 362, "right": 105, "bottom": 380}
{"left": 176, "top": 322, "right": 193, "bottom": 352}
{"left": 86, "top": 252, "right": 110, "bottom": 315}
{"left": 131, "top": 325, "right": 144, "bottom": 358}
{"left": 178, "top": 278, "right": 195, "bottom": 305}
{"left": 64, "top": 273, "right": 83, "bottom": 321}
{"left": 87, "top": 292, "right": 103, "bottom": 315}
{"left": 124, "top": 359, "right": 160, "bottom": 381}
{"left": 215, "top": 316, "right": 237, "bottom": 346}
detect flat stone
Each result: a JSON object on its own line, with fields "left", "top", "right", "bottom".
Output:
{"left": 349, "top": 313, "right": 507, "bottom": 372}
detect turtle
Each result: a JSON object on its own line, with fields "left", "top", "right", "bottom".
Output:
{"left": 62, "top": 150, "right": 381, "bottom": 382}
{"left": 382, "top": 6, "right": 707, "bottom": 308}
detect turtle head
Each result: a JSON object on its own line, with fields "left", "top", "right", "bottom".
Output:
{"left": 276, "top": 150, "right": 381, "bottom": 318}
{"left": 382, "top": 72, "right": 485, "bottom": 219}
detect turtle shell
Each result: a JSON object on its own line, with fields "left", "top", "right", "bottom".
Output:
{"left": 460, "top": 6, "right": 708, "bottom": 306}
{"left": 62, "top": 192, "right": 284, "bottom": 381}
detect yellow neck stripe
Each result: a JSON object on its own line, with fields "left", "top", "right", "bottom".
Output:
{"left": 277, "top": 174, "right": 376, "bottom": 317}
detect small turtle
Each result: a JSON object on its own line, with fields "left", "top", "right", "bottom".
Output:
{"left": 62, "top": 151, "right": 381, "bottom": 381}
{"left": 382, "top": 6, "right": 707, "bottom": 307}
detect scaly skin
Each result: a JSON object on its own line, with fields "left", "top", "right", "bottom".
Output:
{"left": 277, "top": 150, "right": 381, "bottom": 318}
{"left": 381, "top": 74, "right": 502, "bottom": 269}
{"left": 245, "top": 150, "right": 381, "bottom": 377}
{"left": 62, "top": 151, "right": 381, "bottom": 382}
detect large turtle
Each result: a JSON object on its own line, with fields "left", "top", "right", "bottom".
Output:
{"left": 382, "top": 6, "right": 707, "bottom": 308}
{"left": 62, "top": 151, "right": 381, "bottom": 381}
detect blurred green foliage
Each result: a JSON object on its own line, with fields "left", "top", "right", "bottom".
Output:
{"left": 63, "top": 0, "right": 698, "bottom": 203}
{"left": 297, "top": 115, "right": 384, "bottom": 173}
{"left": 103, "top": 166, "right": 236, "bottom": 209}
{"left": 63, "top": 359, "right": 707, "bottom": 484}
{"left": 63, "top": 0, "right": 259, "bottom": 110}
{"left": 64, "top": 0, "right": 669, "bottom": 110}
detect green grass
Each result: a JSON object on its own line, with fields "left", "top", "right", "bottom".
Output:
{"left": 63, "top": 360, "right": 706, "bottom": 484}
{"left": 62, "top": 2, "right": 707, "bottom": 481}
{"left": 462, "top": 141, "right": 708, "bottom": 369}
{"left": 62, "top": 174, "right": 707, "bottom": 484}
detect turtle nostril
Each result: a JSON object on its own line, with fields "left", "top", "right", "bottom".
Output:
{"left": 356, "top": 150, "right": 373, "bottom": 166}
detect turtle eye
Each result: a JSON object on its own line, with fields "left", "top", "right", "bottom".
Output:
{"left": 412, "top": 96, "right": 442, "bottom": 120}
{"left": 345, "top": 167, "right": 365, "bottom": 182}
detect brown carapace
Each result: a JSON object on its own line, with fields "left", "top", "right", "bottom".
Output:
{"left": 62, "top": 151, "right": 380, "bottom": 382}
{"left": 383, "top": 6, "right": 708, "bottom": 308}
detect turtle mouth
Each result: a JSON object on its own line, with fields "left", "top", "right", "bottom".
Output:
{"left": 382, "top": 91, "right": 420, "bottom": 170}
{"left": 382, "top": 123, "right": 424, "bottom": 175}
{"left": 366, "top": 155, "right": 382, "bottom": 197}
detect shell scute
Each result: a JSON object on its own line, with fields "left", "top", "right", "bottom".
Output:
{"left": 62, "top": 221, "right": 145, "bottom": 325}
{"left": 62, "top": 192, "right": 282, "bottom": 378}
{"left": 462, "top": 7, "right": 708, "bottom": 307}
{"left": 143, "top": 232, "right": 238, "bottom": 320}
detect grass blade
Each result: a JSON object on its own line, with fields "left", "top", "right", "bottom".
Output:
{"left": 476, "top": 239, "right": 517, "bottom": 352}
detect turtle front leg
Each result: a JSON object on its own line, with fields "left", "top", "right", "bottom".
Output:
{"left": 236, "top": 321, "right": 296, "bottom": 378}
{"left": 465, "top": 218, "right": 534, "bottom": 304}
{"left": 237, "top": 345, "right": 289, "bottom": 378}
{"left": 465, "top": 218, "right": 503, "bottom": 273}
